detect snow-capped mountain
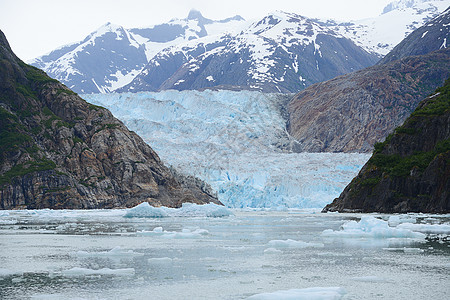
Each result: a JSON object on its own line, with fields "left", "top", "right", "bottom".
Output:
{"left": 30, "top": 10, "right": 246, "bottom": 94}
{"left": 121, "top": 11, "right": 379, "bottom": 93}
{"left": 379, "top": 6, "right": 449, "bottom": 63}
{"left": 335, "top": 0, "right": 449, "bottom": 56}
{"left": 30, "top": 22, "right": 148, "bottom": 93}
{"left": 30, "top": 1, "right": 448, "bottom": 94}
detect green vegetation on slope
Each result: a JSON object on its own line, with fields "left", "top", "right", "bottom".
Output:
{"left": 369, "top": 78, "right": 450, "bottom": 178}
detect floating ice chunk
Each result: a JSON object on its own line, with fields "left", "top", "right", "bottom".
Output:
{"left": 124, "top": 202, "right": 233, "bottom": 218}
{"left": 396, "top": 223, "right": 450, "bottom": 234}
{"left": 267, "top": 239, "right": 324, "bottom": 249}
{"left": 388, "top": 215, "right": 416, "bottom": 226}
{"left": 246, "top": 287, "right": 346, "bottom": 300}
{"left": 321, "top": 216, "right": 426, "bottom": 239}
{"left": 76, "top": 246, "right": 144, "bottom": 258}
{"left": 62, "top": 267, "right": 135, "bottom": 277}
{"left": 148, "top": 257, "right": 173, "bottom": 263}
{"left": 124, "top": 203, "right": 169, "bottom": 218}
{"left": 264, "top": 248, "right": 283, "bottom": 254}
{"left": 137, "top": 227, "right": 209, "bottom": 239}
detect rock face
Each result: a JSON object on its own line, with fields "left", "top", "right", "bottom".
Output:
{"left": 0, "top": 30, "right": 219, "bottom": 209}
{"left": 323, "top": 79, "right": 450, "bottom": 213}
{"left": 287, "top": 48, "right": 450, "bottom": 152}
{"left": 379, "top": 7, "right": 449, "bottom": 64}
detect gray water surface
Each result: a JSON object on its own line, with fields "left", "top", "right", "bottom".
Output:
{"left": 0, "top": 209, "right": 449, "bottom": 299}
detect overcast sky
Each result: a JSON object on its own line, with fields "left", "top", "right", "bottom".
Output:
{"left": 0, "top": 0, "right": 393, "bottom": 61}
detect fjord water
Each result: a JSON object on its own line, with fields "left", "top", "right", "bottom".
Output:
{"left": 1, "top": 208, "right": 449, "bottom": 299}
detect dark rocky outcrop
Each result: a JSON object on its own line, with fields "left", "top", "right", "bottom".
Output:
{"left": 287, "top": 48, "right": 450, "bottom": 152}
{"left": 0, "top": 30, "right": 219, "bottom": 209}
{"left": 323, "top": 79, "right": 450, "bottom": 213}
{"left": 379, "top": 7, "right": 449, "bottom": 65}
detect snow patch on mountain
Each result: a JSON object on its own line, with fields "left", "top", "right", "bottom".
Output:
{"left": 336, "top": 0, "right": 449, "bottom": 55}
{"left": 83, "top": 90, "right": 370, "bottom": 209}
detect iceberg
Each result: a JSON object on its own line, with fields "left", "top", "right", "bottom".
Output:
{"left": 124, "top": 202, "right": 233, "bottom": 218}
{"left": 83, "top": 90, "right": 370, "bottom": 209}
{"left": 321, "top": 216, "right": 426, "bottom": 239}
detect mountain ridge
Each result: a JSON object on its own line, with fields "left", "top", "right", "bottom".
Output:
{"left": 322, "top": 78, "right": 450, "bottom": 213}
{"left": 30, "top": 1, "right": 448, "bottom": 94}
{"left": 0, "top": 30, "right": 219, "bottom": 209}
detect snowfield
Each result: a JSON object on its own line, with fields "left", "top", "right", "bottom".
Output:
{"left": 83, "top": 90, "right": 370, "bottom": 209}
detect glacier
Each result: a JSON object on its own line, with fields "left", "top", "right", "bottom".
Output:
{"left": 83, "top": 90, "right": 370, "bottom": 209}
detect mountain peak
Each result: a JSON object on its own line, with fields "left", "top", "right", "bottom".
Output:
{"left": 382, "top": 0, "right": 440, "bottom": 14}
{"left": 187, "top": 9, "right": 205, "bottom": 20}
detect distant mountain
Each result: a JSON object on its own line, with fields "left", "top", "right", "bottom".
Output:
{"left": 30, "top": 10, "right": 246, "bottom": 94}
{"left": 323, "top": 78, "right": 450, "bottom": 213}
{"left": 0, "top": 30, "right": 218, "bottom": 209}
{"left": 379, "top": 6, "right": 449, "bottom": 64}
{"left": 30, "top": 1, "right": 448, "bottom": 94}
{"left": 287, "top": 8, "right": 450, "bottom": 153}
{"left": 287, "top": 49, "right": 450, "bottom": 153}
{"left": 121, "top": 11, "right": 379, "bottom": 93}
{"left": 335, "top": 0, "right": 448, "bottom": 56}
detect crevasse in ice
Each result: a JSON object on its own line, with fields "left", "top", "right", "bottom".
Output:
{"left": 83, "top": 90, "right": 370, "bottom": 209}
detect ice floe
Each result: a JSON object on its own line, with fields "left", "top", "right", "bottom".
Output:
{"left": 267, "top": 239, "right": 324, "bottom": 249}
{"left": 396, "top": 222, "right": 450, "bottom": 234}
{"left": 137, "top": 226, "right": 209, "bottom": 239}
{"left": 124, "top": 202, "right": 233, "bottom": 218}
{"left": 76, "top": 246, "right": 144, "bottom": 258}
{"left": 321, "top": 216, "right": 426, "bottom": 239}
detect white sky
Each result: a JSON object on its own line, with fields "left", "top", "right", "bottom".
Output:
{"left": 0, "top": 0, "right": 393, "bottom": 61}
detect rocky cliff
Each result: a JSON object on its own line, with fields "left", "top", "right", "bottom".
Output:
{"left": 323, "top": 79, "right": 449, "bottom": 213}
{"left": 287, "top": 48, "right": 450, "bottom": 152}
{"left": 0, "top": 30, "right": 219, "bottom": 209}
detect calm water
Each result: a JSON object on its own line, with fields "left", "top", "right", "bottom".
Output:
{"left": 0, "top": 209, "right": 449, "bottom": 299}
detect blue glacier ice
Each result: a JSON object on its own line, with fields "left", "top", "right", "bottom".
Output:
{"left": 83, "top": 90, "right": 370, "bottom": 209}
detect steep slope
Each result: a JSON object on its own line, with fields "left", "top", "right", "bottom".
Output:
{"left": 122, "top": 11, "right": 379, "bottom": 93}
{"left": 323, "top": 78, "right": 450, "bottom": 213}
{"left": 287, "top": 48, "right": 450, "bottom": 152}
{"left": 30, "top": 2, "right": 447, "bottom": 95}
{"left": 30, "top": 23, "right": 149, "bottom": 94}
{"left": 30, "top": 11, "right": 246, "bottom": 94}
{"left": 335, "top": 0, "right": 448, "bottom": 56}
{"left": 288, "top": 8, "right": 450, "bottom": 153}
{"left": 379, "top": 6, "right": 449, "bottom": 64}
{"left": 0, "top": 30, "right": 218, "bottom": 209}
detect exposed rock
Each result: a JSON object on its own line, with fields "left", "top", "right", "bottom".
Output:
{"left": 0, "top": 30, "right": 219, "bottom": 209}
{"left": 379, "top": 7, "right": 449, "bottom": 64}
{"left": 287, "top": 48, "right": 450, "bottom": 152}
{"left": 323, "top": 79, "right": 450, "bottom": 213}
